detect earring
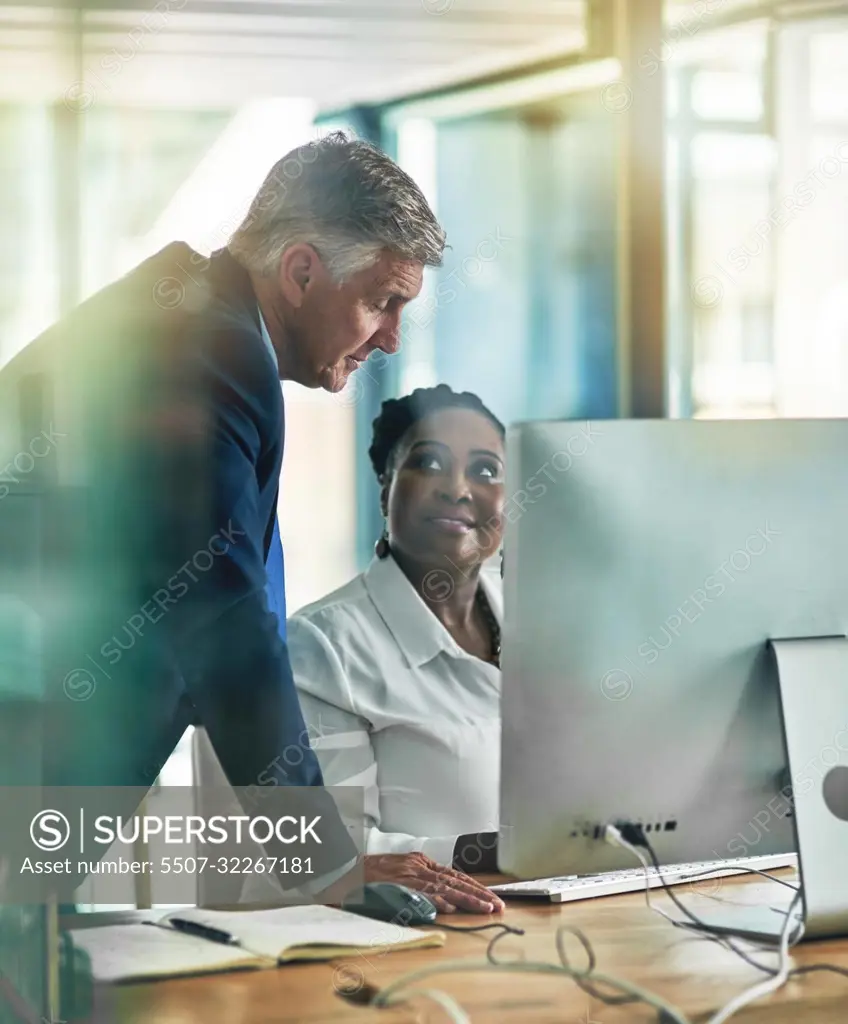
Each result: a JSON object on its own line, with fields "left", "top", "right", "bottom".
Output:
{"left": 500, "top": 548, "right": 505, "bottom": 579}
{"left": 375, "top": 524, "right": 390, "bottom": 559}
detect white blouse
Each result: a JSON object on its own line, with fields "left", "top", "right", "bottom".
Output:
{"left": 289, "top": 554, "right": 502, "bottom": 867}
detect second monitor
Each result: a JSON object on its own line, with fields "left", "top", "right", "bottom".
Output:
{"left": 498, "top": 418, "right": 848, "bottom": 936}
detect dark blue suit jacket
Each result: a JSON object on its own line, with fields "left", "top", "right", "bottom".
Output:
{"left": 0, "top": 243, "right": 354, "bottom": 872}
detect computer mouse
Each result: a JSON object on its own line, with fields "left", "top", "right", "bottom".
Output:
{"left": 341, "top": 882, "right": 438, "bottom": 925}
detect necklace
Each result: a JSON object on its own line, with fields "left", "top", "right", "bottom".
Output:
{"left": 476, "top": 587, "right": 502, "bottom": 668}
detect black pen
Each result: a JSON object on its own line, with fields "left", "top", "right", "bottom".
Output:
{"left": 168, "top": 917, "right": 241, "bottom": 947}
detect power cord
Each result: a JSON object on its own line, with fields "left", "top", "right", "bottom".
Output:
{"left": 368, "top": 934, "right": 692, "bottom": 1024}
{"left": 345, "top": 830, "right": 848, "bottom": 1024}
{"left": 608, "top": 822, "right": 802, "bottom": 932}
{"left": 613, "top": 821, "right": 848, "bottom": 994}
{"left": 430, "top": 920, "right": 526, "bottom": 961}
{"left": 604, "top": 821, "right": 847, "bottom": 1023}
{"left": 602, "top": 823, "right": 801, "bottom": 977}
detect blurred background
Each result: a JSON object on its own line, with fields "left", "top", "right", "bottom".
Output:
{"left": 1, "top": 0, "right": 847, "bottom": 843}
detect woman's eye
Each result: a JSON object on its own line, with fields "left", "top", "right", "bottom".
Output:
{"left": 474, "top": 461, "right": 502, "bottom": 481}
{"left": 412, "top": 453, "right": 443, "bottom": 472}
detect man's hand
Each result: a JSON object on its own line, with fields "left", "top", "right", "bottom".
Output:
{"left": 317, "top": 852, "right": 505, "bottom": 914}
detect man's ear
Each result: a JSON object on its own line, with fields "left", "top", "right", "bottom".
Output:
{"left": 278, "top": 243, "right": 322, "bottom": 308}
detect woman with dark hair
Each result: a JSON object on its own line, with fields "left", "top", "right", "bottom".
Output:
{"left": 289, "top": 384, "right": 504, "bottom": 876}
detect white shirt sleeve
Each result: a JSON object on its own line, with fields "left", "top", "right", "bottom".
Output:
{"left": 290, "top": 616, "right": 460, "bottom": 867}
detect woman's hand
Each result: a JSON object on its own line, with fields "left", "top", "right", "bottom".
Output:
{"left": 318, "top": 852, "right": 505, "bottom": 914}
{"left": 364, "top": 852, "right": 505, "bottom": 913}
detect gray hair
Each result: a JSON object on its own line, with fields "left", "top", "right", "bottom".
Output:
{"left": 228, "top": 131, "right": 446, "bottom": 282}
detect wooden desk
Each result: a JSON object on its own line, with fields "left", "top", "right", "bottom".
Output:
{"left": 64, "top": 871, "right": 848, "bottom": 1023}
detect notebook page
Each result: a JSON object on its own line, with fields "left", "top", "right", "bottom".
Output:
{"left": 70, "top": 924, "right": 260, "bottom": 983}
{"left": 163, "top": 905, "right": 432, "bottom": 960}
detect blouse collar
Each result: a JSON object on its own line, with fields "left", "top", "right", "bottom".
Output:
{"left": 363, "top": 554, "right": 502, "bottom": 669}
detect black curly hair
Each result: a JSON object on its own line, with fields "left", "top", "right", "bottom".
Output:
{"left": 368, "top": 384, "right": 505, "bottom": 481}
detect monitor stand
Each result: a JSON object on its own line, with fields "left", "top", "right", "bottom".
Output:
{"left": 692, "top": 635, "right": 848, "bottom": 945}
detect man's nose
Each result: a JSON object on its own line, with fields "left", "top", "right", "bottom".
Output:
{"left": 373, "top": 312, "right": 403, "bottom": 355}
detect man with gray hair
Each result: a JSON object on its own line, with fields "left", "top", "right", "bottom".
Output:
{"left": 0, "top": 131, "right": 503, "bottom": 913}
{"left": 228, "top": 130, "right": 445, "bottom": 393}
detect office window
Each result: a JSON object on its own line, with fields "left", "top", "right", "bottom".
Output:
{"left": 396, "top": 118, "right": 439, "bottom": 397}
{"left": 278, "top": 387, "right": 357, "bottom": 615}
{"left": 689, "top": 132, "right": 775, "bottom": 416}
{"left": 80, "top": 107, "right": 232, "bottom": 297}
{"left": 691, "top": 69, "right": 763, "bottom": 122}
{"left": 392, "top": 90, "right": 618, "bottom": 428}
{"left": 0, "top": 106, "right": 58, "bottom": 367}
{"left": 810, "top": 30, "right": 848, "bottom": 122}
{"left": 773, "top": 25, "right": 848, "bottom": 416}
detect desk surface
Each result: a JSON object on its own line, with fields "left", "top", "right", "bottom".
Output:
{"left": 65, "top": 871, "right": 848, "bottom": 1023}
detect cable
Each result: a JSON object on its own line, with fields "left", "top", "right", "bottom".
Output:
{"left": 603, "top": 826, "right": 773, "bottom": 975}
{"left": 485, "top": 920, "right": 526, "bottom": 964}
{"left": 435, "top": 922, "right": 525, "bottom": 937}
{"left": 610, "top": 821, "right": 848, "bottom": 1016}
{"left": 553, "top": 925, "right": 640, "bottom": 1007}
{"left": 607, "top": 824, "right": 786, "bottom": 934}
{"left": 378, "top": 986, "right": 472, "bottom": 1023}
{"left": 706, "top": 890, "right": 801, "bottom": 1024}
{"left": 368, "top": 943, "right": 692, "bottom": 1024}
{"left": 424, "top": 920, "right": 525, "bottom": 963}
{"left": 604, "top": 824, "right": 804, "bottom": 976}
{"left": 603, "top": 824, "right": 681, "bottom": 928}
{"left": 604, "top": 826, "right": 801, "bottom": 1021}
{"left": 354, "top": 830, "right": 848, "bottom": 1024}
{"left": 790, "top": 963, "right": 848, "bottom": 982}
{"left": 681, "top": 865, "right": 799, "bottom": 894}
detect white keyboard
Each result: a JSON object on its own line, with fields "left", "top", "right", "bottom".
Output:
{"left": 490, "top": 852, "right": 798, "bottom": 903}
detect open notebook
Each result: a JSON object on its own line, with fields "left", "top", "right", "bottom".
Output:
{"left": 70, "top": 905, "right": 445, "bottom": 984}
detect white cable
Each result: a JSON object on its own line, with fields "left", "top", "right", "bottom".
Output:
{"left": 603, "top": 824, "right": 680, "bottom": 926}
{"left": 705, "top": 891, "right": 802, "bottom": 1024}
{"left": 365, "top": 831, "right": 815, "bottom": 1024}
{"left": 369, "top": 951, "right": 692, "bottom": 1023}
{"left": 603, "top": 824, "right": 801, "bottom": 974}
{"left": 380, "top": 986, "right": 471, "bottom": 1023}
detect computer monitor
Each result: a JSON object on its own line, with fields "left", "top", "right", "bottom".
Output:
{"left": 499, "top": 418, "right": 848, "bottom": 940}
